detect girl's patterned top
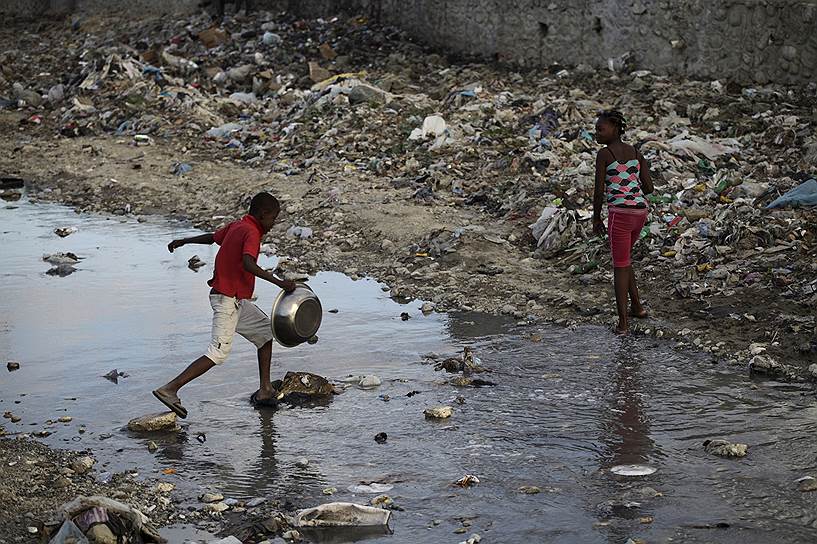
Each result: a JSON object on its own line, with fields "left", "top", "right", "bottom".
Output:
{"left": 605, "top": 155, "right": 647, "bottom": 208}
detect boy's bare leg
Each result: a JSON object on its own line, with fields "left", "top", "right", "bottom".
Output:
{"left": 613, "top": 266, "right": 630, "bottom": 334}
{"left": 255, "top": 340, "right": 274, "bottom": 400}
{"left": 628, "top": 267, "right": 647, "bottom": 318}
{"left": 158, "top": 356, "right": 216, "bottom": 395}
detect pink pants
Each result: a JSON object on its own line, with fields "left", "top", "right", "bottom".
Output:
{"left": 608, "top": 207, "right": 648, "bottom": 268}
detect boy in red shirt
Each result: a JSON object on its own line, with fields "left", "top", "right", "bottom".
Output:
{"left": 153, "top": 192, "right": 295, "bottom": 418}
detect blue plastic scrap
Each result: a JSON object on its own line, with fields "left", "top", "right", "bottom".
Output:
{"left": 766, "top": 179, "right": 817, "bottom": 209}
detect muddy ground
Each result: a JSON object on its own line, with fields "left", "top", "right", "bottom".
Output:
{"left": 1, "top": 7, "right": 816, "bottom": 540}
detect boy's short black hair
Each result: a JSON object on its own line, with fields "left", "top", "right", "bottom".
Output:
{"left": 598, "top": 110, "right": 628, "bottom": 135}
{"left": 249, "top": 192, "right": 280, "bottom": 216}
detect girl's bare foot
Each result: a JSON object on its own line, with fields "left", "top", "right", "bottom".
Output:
{"left": 630, "top": 307, "right": 649, "bottom": 319}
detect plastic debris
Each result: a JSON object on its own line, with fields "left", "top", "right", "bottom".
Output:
{"left": 766, "top": 179, "right": 817, "bottom": 209}
{"left": 610, "top": 465, "right": 658, "bottom": 476}
{"left": 295, "top": 502, "right": 392, "bottom": 528}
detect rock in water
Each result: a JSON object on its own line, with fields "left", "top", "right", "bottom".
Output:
{"left": 797, "top": 477, "right": 817, "bottom": 492}
{"left": 200, "top": 492, "right": 224, "bottom": 503}
{"left": 704, "top": 439, "right": 748, "bottom": 458}
{"left": 127, "top": 412, "right": 178, "bottom": 432}
{"left": 43, "top": 252, "right": 80, "bottom": 265}
{"left": 46, "top": 264, "right": 77, "bottom": 277}
{"left": 424, "top": 406, "right": 453, "bottom": 419}
{"left": 275, "top": 372, "right": 335, "bottom": 403}
{"left": 207, "top": 502, "right": 230, "bottom": 513}
{"left": 519, "top": 486, "right": 542, "bottom": 494}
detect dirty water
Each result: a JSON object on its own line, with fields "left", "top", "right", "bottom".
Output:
{"left": 2, "top": 198, "right": 817, "bottom": 543}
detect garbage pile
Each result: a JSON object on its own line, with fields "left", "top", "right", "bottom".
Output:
{"left": 45, "top": 495, "right": 165, "bottom": 543}
{"left": 1, "top": 8, "right": 815, "bottom": 361}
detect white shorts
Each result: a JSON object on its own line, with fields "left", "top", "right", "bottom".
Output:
{"left": 205, "top": 294, "right": 274, "bottom": 365}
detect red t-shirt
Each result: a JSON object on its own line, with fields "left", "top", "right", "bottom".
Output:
{"left": 208, "top": 215, "right": 263, "bottom": 299}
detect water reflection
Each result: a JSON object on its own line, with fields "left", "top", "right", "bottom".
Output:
{"left": 603, "top": 340, "right": 655, "bottom": 467}
{"left": 592, "top": 339, "right": 659, "bottom": 543}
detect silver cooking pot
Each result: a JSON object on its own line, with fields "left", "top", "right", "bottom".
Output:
{"left": 270, "top": 283, "right": 322, "bottom": 348}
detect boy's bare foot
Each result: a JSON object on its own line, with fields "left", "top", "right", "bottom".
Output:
{"left": 250, "top": 386, "right": 279, "bottom": 408}
{"left": 153, "top": 388, "right": 188, "bottom": 419}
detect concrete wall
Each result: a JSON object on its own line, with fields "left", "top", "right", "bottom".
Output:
{"left": 277, "top": 0, "right": 817, "bottom": 85}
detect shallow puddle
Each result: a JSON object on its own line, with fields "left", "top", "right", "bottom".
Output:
{"left": 2, "top": 198, "right": 817, "bottom": 543}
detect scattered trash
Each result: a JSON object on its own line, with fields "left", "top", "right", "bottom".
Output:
{"left": 433, "top": 347, "right": 487, "bottom": 375}
{"left": 766, "top": 179, "right": 817, "bottom": 209}
{"left": 198, "top": 27, "right": 228, "bottom": 49}
{"left": 155, "top": 482, "right": 174, "bottom": 493}
{"left": 357, "top": 375, "right": 382, "bottom": 389}
{"left": 286, "top": 226, "right": 313, "bottom": 240}
{"left": 262, "top": 31, "right": 282, "bottom": 46}
{"left": 102, "top": 369, "right": 128, "bottom": 383}
{"left": 172, "top": 162, "right": 193, "bottom": 176}
{"left": 208, "top": 537, "right": 242, "bottom": 544}
{"left": 609, "top": 465, "right": 658, "bottom": 476}
{"left": 374, "top": 432, "right": 388, "bottom": 444}
{"left": 348, "top": 483, "right": 393, "bottom": 494}
{"left": 295, "top": 457, "right": 310, "bottom": 468}
{"left": 7, "top": 362, "right": 20, "bottom": 371}
{"left": 188, "top": 255, "right": 206, "bottom": 270}
{"left": 47, "top": 495, "right": 165, "bottom": 543}
{"left": 455, "top": 475, "right": 480, "bottom": 488}
{"left": 704, "top": 439, "right": 748, "bottom": 458}
{"left": 54, "top": 227, "right": 78, "bottom": 238}
{"left": 295, "top": 502, "right": 392, "bottom": 529}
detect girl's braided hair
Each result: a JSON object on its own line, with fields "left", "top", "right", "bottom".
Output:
{"left": 598, "top": 110, "right": 628, "bottom": 136}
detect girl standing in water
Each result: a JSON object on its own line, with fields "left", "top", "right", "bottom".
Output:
{"left": 593, "top": 111, "right": 654, "bottom": 335}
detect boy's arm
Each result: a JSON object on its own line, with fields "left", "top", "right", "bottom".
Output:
{"left": 242, "top": 254, "right": 297, "bottom": 292}
{"left": 168, "top": 233, "right": 215, "bottom": 252}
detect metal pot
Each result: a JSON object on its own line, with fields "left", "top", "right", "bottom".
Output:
{"left": 270, "top": 283, "right": 322, "bottom": 348}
